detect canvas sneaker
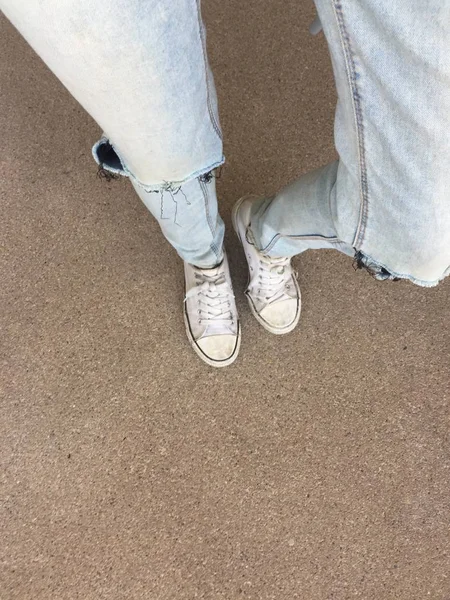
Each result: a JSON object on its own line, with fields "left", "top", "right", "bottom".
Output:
{"left": 184, "top": 251, "right": 240, "bottom": 367}
{"left": 232, "top": 196, "right": 301, "bottom": 334}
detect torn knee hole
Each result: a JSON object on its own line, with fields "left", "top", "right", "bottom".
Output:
{"left": 93, "top": 138, "right": 126, "bottom": 181}
{"left": 97, "top": 165, "right": 120, "bottom": 182}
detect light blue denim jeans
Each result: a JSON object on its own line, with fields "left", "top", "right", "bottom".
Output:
{"left": 1, "top": 0, "right": 225, "bottom": 268}
{"left": 2, "top": 0, "right": 450, "bottom": 284}
{"left": 250, "top": 1, "right": 450, "bottom": 287}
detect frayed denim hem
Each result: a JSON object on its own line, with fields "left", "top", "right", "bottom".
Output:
{"left": 354, "top": 251, "right": 450, "bottom": 288}
{"left": 92, "top": 136, "right": 225, "bottom": 191}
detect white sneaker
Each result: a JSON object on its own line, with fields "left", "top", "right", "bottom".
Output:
{"left": 184, "top": 251, "right": 241, "bottom": 367}
{"left": 232, "top": 196, "right": 301, "bottom": 335}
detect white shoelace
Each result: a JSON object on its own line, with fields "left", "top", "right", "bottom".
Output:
{"left": 185, "top": 270, "right": 235, "bottom": 325}
{"left": 256, "top": 257, "right": 293, "bottom": 304}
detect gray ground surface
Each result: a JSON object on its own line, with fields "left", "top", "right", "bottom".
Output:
{"left": 1, "top": 3, "right": 449, "bottom": 599}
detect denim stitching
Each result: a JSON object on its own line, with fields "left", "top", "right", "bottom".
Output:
{"left": 199, "top": 179, "right": 220, "bottom": 259}
{"left": 261, "top": 233, "right": 341, "bottom": 254}
{"left": 195, "top": 0, "right": 223, "bottom": 142}
{"left": 332, "top": 1, "right": 369, "bottom": 249}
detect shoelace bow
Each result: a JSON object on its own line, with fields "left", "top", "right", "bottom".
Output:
{"left": 256, "top": 257, "right": 293, "bottom": 304}
{"left": 185, "top": 271, "right": 234, "bottom": 324}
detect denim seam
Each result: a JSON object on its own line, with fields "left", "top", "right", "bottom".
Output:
{"left": 328, "top": 178, "right": 339, "bottom": 233}
{"left": 332, "top": 1, "right": 369, "bottom": 250}
{"left": 195, "top": 0, "right": 223, "bottom": 142}
{"left": 261, "top": 233, "right": 341, "bottom": 254}
{"left": 199, "top": 179, "right": 220, "bottom": 260}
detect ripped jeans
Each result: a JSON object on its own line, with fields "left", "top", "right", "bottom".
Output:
{"left": 2, "top": 0, "right": 225, "bottom": 268}
{"left": 2, "top": 0, "right": 450, "bottom": 284}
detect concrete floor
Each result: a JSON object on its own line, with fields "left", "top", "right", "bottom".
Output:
{"left": 1, "top": 3, "right": 449, "bottom": 599}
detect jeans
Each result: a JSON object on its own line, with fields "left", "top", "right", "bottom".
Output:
{"left": 2, "top": 0, "right": 225, "bottom": 268}
{"left": 250, "top": 1, "right": 450, "bottom": 287}
{"left": 2, "top": 1, "right": 450, "bottom": 284}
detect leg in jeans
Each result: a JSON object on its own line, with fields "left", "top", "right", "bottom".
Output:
{"left": 250, "top": 0, "right": 450, "bottom": 287}
{"left": 1, "top": 0, "right": 240, "bottom": 366}
{"left": 1, "top": 0, "right": 224, "bottom": 268}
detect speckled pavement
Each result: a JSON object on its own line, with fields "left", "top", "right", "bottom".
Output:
{"left": 1, "top": 3, "right": 449, "bottom": 599}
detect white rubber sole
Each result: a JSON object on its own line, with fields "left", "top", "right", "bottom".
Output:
{"left": 183, "top": 307, "right": 241, "bottom": 368}
{"left": 232, "top": 196, "right": 301, "bottom": 335}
